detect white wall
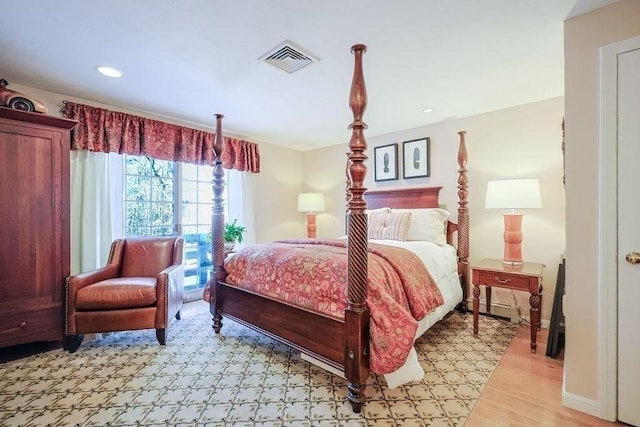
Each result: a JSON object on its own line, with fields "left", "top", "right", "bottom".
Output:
{"left": 304, "top": 97, "right": 566, "bottom": 322}
{"left": 253, "top": 142, "right": 305, "bottom": 243}
{"left": 563, "top": 0, "right": 640, "bottom": 411}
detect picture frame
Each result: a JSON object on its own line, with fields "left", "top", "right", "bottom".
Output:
{"left": 402, "top": 137, "right": 430, "bottom": 179}
{"left": 373, "top": 143, "right": 398, "bottom": 182}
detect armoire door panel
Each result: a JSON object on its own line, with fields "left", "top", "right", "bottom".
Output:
{"left": 0, "top": 108, "right": 76, "bottom": 348}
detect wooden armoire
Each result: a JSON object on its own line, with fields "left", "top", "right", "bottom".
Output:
{"left": 0, "top": 107, "right": 77, "bottom": 348}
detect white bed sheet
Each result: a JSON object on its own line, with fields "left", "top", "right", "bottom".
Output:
{"left": 369, "top": 239, "right": 463, "bottom": 388}
{"left": 302, "top": 239, "right": 462, "bottom": 388}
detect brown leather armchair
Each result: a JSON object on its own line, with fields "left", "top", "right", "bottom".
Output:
{"left": 64, "top": 236, "right": 184, "bottom": 353}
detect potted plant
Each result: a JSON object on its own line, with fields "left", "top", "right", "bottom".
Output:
{"left": 224, "top": 219, "right": 246, "bottom": 253}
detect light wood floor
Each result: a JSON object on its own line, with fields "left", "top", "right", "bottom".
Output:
{"left": 466, "top": 323, "right": 624, "bottom": 426}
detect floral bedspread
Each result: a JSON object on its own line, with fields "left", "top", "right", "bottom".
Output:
{"left": 223, "top": 239, "right": 443, "bottom": 374}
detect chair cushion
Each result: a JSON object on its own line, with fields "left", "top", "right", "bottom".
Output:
{"left": 75, "top": 278, "right": 157, "bottom": 310}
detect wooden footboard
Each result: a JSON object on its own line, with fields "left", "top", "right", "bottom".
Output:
{"left": 208, "top": 43, "right": 470, "bottom": 413}
{"left": 212, "top": 282, "right": 345, "bottom": 369}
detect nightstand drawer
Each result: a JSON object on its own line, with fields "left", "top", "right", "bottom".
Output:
{"left": 477, "top": 270, "right": 531, "bottom": 291}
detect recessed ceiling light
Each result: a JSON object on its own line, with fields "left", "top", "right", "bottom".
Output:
{"left": 423, "top": 108, "right": 434, "bottom": 113}
{"left": 96, "top": 66, "right": 123, "bottom": 78}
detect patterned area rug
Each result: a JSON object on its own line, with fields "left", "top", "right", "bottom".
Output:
{"left": 0, "top": 311, "right": 517, "bottom": 426}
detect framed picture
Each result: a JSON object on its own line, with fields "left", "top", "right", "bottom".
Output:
{"left": 373, "top": 143, "right": 398, "bottom": 182}
{"left": 403, "top": 137, "right": 430, "bottom": 179}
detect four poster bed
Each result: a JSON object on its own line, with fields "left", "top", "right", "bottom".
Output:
{"left": 207, "top": 44, "right": 470, "bottom": 412}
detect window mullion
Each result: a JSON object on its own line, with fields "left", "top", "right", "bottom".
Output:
{"left": 174, "top": 161, "right": 182, "bottom": 236}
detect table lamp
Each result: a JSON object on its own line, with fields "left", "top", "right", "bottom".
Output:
{"left": 297, "top": 192, "right": 325, "bottom": 238}
{"left": 485, "top": 178, "right": 542, "bottom": 266}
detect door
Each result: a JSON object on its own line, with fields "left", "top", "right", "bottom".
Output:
{"left": 180, "top": 162, "right": 216, "bottom": 299}
{"left": 617, "top": 46, "right": 640, "bottom": 426}
{"left": 123, "top": 155, "right": 224, "bottom": 300}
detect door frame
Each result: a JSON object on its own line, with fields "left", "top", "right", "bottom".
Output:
{"left": 598, "top": 35, "right": 640, "bottom": 421}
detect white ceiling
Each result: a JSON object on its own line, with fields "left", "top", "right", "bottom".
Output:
{"left": 0, "top": 0, "right": 617, "bottom": 151}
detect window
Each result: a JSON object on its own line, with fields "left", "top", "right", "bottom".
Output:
{"left": 124, "top": 156, "right": 174, "bottom": 236}
{"left": 123, "top": 155, "right": 228, "bottom": 299}
{"left": 181, "top": 163, "right": 219, "bottom": 294}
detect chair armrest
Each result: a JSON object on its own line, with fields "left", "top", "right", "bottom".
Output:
{"left": 157, "top": 263, "right": 184, "bottom": 293}
{"left": 156, "top": 263, "right": 185, "bottom": 322}
{"left": 65, "top": 264, "right": 120, "bottom": 336}
{"left": 66, "top": 264, "right": 120, "bottom": 294}
{"left": 160, "top": 263, "right": 183, "bottom": 276}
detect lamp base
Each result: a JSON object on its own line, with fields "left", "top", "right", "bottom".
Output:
{"left": 306, "top": 212, "right": 317, "bottom": 238}
{"left": 503, "top": 213, "right": 523, "bottom": 266}
{"left": 502, "top": 259, "right": 524, "bottom": 267}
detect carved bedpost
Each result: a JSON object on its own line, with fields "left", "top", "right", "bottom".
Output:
{"left": 345, "top": 154, "right": 351, "bottom": 203}
{"left": 456, "top": 131, "right": 470, "bottom": 310}
{"left": 344, "top": 43, "right": 370, "bottom": 414}
{"left": 210, "top": 114, "right": 226, "bottom": 333}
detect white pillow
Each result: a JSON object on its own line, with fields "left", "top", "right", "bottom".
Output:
{"left": 390, "top": 208, "right": 451, "bottom": 245}
{"left": 365, "top": 207, "right": 391, "bottom": 215}
{"left": 368, "top": 212, "right": 411, "bottom": 241}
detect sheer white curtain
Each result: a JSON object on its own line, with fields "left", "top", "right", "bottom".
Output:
{"left": 69, "top": 151, "right": 123, "bottom": 274}
{"left": 70, "top": 155, "right": 253, "bottom": 275}
{"left": 226, "top": 168, "right": 256, "bottom": 247}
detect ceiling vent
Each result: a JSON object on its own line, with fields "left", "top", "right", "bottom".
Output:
{"left": 259, "top": 40, "right": 320, "bottom": 73}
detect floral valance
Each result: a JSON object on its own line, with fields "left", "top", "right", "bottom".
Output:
{"left": 63, "top": 102, "right": 260, "bottom": 173}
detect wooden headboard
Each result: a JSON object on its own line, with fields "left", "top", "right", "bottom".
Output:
{"left": 365, "top": 187, "right": 442, "bottom": 209}
{"left": 364, "top": 186, "right": 459, "bottom": 248}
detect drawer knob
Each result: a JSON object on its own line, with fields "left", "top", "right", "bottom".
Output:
{"left": 495, "top": 277, "right": 511, "bottom": 284}
{"left": 19, "top": 321, "right": 27, "bottom": 328}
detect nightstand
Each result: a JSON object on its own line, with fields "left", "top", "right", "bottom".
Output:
{"left": 471, "top": 258, "right": 545, "bottom": 353}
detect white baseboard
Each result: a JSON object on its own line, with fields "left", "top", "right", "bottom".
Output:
{"left": 465, "top": 298, "right": 550, "bottom": 328}
{"left": 562, "top": 389, "right": 601, "bottom": 419}
{"left": 465, "top": 298, "right": 519, "bottom": 322}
